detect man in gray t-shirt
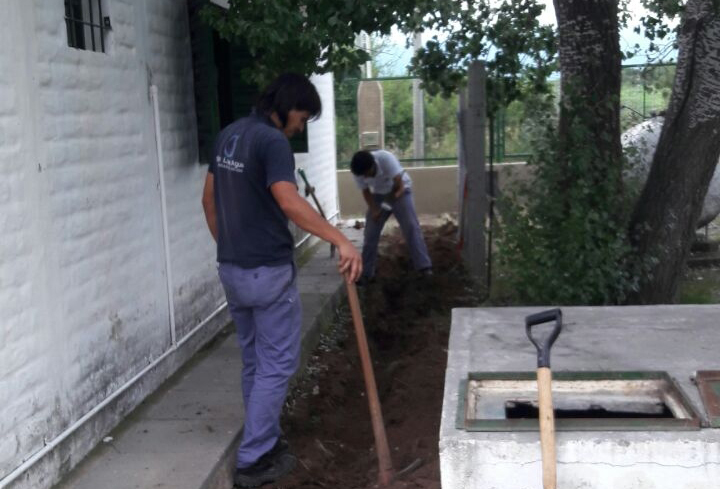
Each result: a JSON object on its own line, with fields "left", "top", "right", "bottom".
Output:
{"left": 350, "top": 149, "right": 432, "bottom": 283}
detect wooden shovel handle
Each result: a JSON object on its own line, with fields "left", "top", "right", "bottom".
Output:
{"left": 346, "top": 281, "right": 394, "bottom": 485}
{"left": 537, "top": 367, "right": 557, "bottom": 489}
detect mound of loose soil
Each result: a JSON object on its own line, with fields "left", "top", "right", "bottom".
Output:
{"left": 279, "top": 221, "right": 480, "bottom": 488}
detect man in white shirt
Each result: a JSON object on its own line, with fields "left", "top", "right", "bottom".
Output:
{"left": 350, "top": 149, "right": 432, "bottom": 284}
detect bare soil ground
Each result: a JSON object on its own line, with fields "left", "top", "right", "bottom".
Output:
{"left": 278, "top": 221, "right": 480, "bottom": 489}
{"left": 269, "top": 216, "right": 720, "bottom": 488}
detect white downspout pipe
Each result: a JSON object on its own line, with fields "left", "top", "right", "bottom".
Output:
{"left": 150, "top": 84, "right": 177, "bottom": 346}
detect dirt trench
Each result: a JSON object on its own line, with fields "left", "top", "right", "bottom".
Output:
{"left": 278, "top": 221, "right": 480, "bottom": 489}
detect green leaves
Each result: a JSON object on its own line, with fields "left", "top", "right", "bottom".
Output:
{"left": 495, "top": 90, "right": 652, "bottom": 305}
{"left": 627, "top": 0, "right": 685, "bottom": 62}
{"left": 403, "top": 0, "right": 557, "bottom": 116}
{"left": 200, "top": 0, "right": 557, "bottom": 114}
{"left": 200, "top": 0, "right": 399, "bottom": 87}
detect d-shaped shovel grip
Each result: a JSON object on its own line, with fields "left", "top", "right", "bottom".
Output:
{"left": 297, "top": 167, "right": 310, "bottom": 185}
{"left": 525, "top": 308, "right": 563, "bottom": 369}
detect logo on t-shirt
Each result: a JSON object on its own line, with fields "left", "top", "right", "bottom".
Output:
{"left": 217, "top": 134, "right": 245, "bottom": 173}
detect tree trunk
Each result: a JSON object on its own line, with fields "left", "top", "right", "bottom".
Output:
{"left": 553, "top": 0, "right": 623, "bottom": 204}
{"left": 629, "top": 0, "right": 720, "bottom": 304}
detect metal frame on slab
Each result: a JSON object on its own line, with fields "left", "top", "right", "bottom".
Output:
{"left": 456, "top": 371, "right": 702, "bottom": 432}
{"left": 694, "top": 370, "right": 720, "bottom": 428}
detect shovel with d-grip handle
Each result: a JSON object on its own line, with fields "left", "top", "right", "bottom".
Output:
{"left": 525, "top": 308, "right": 563, "bottom": 489}
{"left": 345, "top": 279, "right": 394, "bottom": 485}
{"left": 297, "top": 168, "right": 335, "bottom": 258}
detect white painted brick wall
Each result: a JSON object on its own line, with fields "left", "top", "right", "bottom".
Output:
{"left": 0, "top": 1, "right": 63, "bottom": 477}
{"left": 0, "top": 0, "right": 338, "bottom": 486}
{"left": 295, "top": 72, "right": 340, "bottom": 244}
{"left": 1, "top": 1, "right": 172, "bottom": 478}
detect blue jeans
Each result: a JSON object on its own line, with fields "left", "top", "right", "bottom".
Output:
{"left": 363, "top": 190, "right": 432, "bottom": 278}
{"left": 217, "top": 262, "right": 301, "bottom": 469}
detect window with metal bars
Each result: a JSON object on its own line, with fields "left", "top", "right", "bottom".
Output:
{"left": 64, "top": 0, "right": 110, "bottom": 53}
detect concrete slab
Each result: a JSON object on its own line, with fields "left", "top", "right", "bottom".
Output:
{"left": 137, "top": 387, "right": 243, "bottom": 421}
{"left": 54, "top": 328, "right": 246, "bottom": 489}
{"left": 297, "top": 274, "right": 340, "bottom": 294}
{"left": 105, "top": 419, "right": 240, "bottom": 455}
{"left": 441, "top": 306, "right": 720, "bottom": 489}
{"left": 53, "top": 226, "right": 364, "bottom": 489}
{"left": 55, "top": 450, "right": 224, "bottom": 489}
{"left": 164, "top": 338, "right": 242, "bottom": 393}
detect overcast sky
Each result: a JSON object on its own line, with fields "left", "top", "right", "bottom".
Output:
{"left": 376, "top": 0, "right": 677, "bottom": 76}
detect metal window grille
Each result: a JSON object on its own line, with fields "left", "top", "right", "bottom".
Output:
{"left": 64, "top": 0, "right": 107, "bottom": 53}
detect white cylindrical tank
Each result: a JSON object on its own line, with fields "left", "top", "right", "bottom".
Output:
{"left": 622, "top": 116, "right": 720, "bottom": 228}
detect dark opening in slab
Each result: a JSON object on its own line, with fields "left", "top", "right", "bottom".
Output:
{"left": 504, "top": 400, "right": 675, "bottom": 419}
{"left": 457, "top": 371, "right": 701, "bottom": 431}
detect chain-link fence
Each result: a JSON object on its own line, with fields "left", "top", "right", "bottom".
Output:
{"left": 335, "top": 63, "right": 676, "bottom": 167}
{"left": 335, "top": 76, "right": 458, "bottom": 169}
{"left": 620, "top": 63, "right": 675, "bottom": 131}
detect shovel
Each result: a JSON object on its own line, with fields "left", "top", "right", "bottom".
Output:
{"left": 525, "top": 308, "right": 563, "bottom": 489}
{"left": 297, "top": 168, "right": 335, "bottom": 258}
{"left": 345, "top": 280, "right": 394, "bottom": 485}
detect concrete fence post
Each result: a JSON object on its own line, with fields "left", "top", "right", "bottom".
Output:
{"left": 357, "top": 81, "right": 384, "bottom": 150}
{"left": 412, "top": 32, "right": 425, "bottom": 164}
{"left": 457, "top": 61, "right": 487, "bottom": 284}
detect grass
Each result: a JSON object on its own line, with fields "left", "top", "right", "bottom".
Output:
{"left": 676, "top": 268, "right": 720, "bottom": 304}
{"left": 482, "top": 242, "right": 720, "bottom": 307}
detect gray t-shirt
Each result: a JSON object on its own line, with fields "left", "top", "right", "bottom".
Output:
{"left": 353, "top": 149, "right": 412, "bottom": 194}
{"left": 209, "top": 114, "right": 296, "bottom": 267}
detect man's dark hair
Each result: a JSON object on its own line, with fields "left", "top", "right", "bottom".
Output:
{"left": 350, "top": 150, "right": 375, "bottom": 176}
{"left": 255, "top": 73, "right": 322, "bottom": 127}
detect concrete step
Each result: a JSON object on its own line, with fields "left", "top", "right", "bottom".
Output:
{"left": 53, "top": 227, "right": 362, "bottom": 489}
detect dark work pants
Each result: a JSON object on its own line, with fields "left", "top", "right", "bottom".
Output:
{"left": 362, "top": 189, "right": 432, "bottom": 278}
{"left": 218, "top": 262, "right": 301, "bottom": 469}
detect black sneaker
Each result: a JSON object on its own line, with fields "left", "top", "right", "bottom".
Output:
{"left": 233, "top": 451, "right": 296, "bottom": 488}
{"left": 259, "top": 437, "right": 289, "bottom": 462}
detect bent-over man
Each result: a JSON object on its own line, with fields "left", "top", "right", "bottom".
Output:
{"left": 350, "top": 149, "right": 432, "bottom": 284}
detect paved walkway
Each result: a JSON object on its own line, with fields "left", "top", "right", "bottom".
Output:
{"left": 53, "top": 225, "right": 364, "bottom": 489}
